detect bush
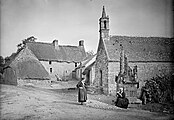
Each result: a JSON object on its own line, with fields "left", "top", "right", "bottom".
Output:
{"left": 143, "top": 74, "right": 174, "bottom": 104}
{"left": 0, "top": 73, "right": 4, "bottom": 84}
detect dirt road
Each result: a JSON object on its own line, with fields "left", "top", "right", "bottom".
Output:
{"left": 0, "top": 84, "right": 173, "bottom": 120}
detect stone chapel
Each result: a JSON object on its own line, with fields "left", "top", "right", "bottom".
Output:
{"left": 94, "top": 6, "right": 174, "bottom": 102}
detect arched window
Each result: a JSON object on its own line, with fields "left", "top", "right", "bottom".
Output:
{"left": 104, "top": 21, "right": 107, "bottom": 29}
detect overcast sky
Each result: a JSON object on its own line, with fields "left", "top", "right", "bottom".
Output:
{"left": 1, "top": 0, "right": 173, "bottom": 57}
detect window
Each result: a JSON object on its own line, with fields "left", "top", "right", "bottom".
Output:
{"left": 49, "top": 61, "right": 52, "bottom": 65}
{"left": 75, "top": 63, "right": 77, "bottom": 67}
{"left": 50, "top": 68, "right": 52, "bottom": 73}
{"left": 104, "top": 20, "right": 107, "bottom": 29}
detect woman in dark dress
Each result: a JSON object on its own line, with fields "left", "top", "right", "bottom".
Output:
{"left": 115, "top": 87, "right": 129, "bottom": 109}
{"left": 76, "top": 79, "right": 87, "bottom": 105}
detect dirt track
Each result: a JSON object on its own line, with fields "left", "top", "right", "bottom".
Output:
{"left": 0, "top": 84, "right": 173, "bottom": 120}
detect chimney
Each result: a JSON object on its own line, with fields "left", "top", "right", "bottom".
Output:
{"left": 53, "top": 40, "right": 59, "bottom": 49}
{"left": 79, "top": 40, "right": 84, "bottom": 47}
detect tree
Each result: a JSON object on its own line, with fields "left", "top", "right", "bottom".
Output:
{"left": 142, "top": 74, "right": 173, "bottom": 104}
{"left": 86, "top": 50, "right": 94, "bottom": 59}
{"left": 22, "top": 36, "right": 37, "bottom": 44}
{"left": 17, "top": 36, "right": 37, "bottom": 52}
{"left": 0, "top": 56, "right": 4, "bottom": 74}
{"left": 0, "top": 56, "right": 4, "bottom": 66}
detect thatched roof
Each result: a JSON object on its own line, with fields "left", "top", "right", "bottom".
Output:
{"left": 7, "top": 47, "right": 49, "bottom": 80}
{"left": 26, "top": 42, "right": 86, "bottom": 62}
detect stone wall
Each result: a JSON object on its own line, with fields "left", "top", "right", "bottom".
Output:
{"left": 17, "top": 79, "right": 51, "bottom": 87}
{"left": 90, "top": 65, "right": 95, "bottom": 85}
{"left": 107, "top": 61, "right": 174, "bottom": 97}
{"left": 94, "top": 40, "right": 109, "bottom": 94}
{"left": 123, "top": 83, "right": 139, "bottom": 103}
{"left": 108, "top": 62, "right": 120, "bottom": 95}
{"left": 129, "top": 62, "right": 174, "bottom": 90}
{"left": 40, "top": 61, "right": 75, "bottom": 81}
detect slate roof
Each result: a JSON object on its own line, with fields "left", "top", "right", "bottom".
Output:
{"left": 26, "top": 42, "right": 86, "bottom": 62}
{"left": 83, "top": 54, "right": 96, "bottom": 68}
{"left": 104, "top": 36, "right": 174, "bottom": 62}
{"left": 76, "top": 54, "right": 96, "bottom": 69}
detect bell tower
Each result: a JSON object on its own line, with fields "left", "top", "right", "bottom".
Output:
{"left": 99, "top": 6, "right": 109, "bottom": 40}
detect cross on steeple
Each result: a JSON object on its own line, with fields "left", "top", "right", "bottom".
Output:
{"left": 102, "top": 6, "right": 106, "bottom": 18}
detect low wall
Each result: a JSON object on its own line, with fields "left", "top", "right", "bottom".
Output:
{"left": 17, "top": 79, "right": 51, "bottom": 87}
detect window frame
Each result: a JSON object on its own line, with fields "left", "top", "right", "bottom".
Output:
{"left": 50, "top": 68, "right": 52, "bottom": 73}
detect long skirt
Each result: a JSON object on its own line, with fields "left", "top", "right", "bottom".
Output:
{"left": 78, "top": 87, "right": 87, "bottom": 102}
{"left": 115, "top": 98, "right": 129, "bottom": 109}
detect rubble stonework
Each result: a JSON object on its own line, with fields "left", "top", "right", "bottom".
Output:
{"left": 17, "top": 79, "right": 51, "bottom": 87}
{"left": 94, "top": 39, "right": 109, "bottom": 94}
{"left": 129, "top": 62, "right": 174, "bottom": 89}
{"left": 108, "top": 62, "right": 120, "bottom": 95}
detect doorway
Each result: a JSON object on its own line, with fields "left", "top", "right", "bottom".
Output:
{"left": 100, "top": 70, "right": 103, "bottom": 93}
{"left": 86, "top": 70, "right": 90, "bottom": 85}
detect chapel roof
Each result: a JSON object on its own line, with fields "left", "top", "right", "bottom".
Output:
{"left": 104, "top": 36, "right": 174, "bottom": 62}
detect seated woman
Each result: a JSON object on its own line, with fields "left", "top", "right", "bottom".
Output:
{"left": 115, "top": 87, "right": 129, "bottom": 109}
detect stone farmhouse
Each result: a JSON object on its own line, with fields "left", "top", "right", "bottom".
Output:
{"left": 3, "top": 39, "right": 86, "bottom": 85}
{"left": 26, "top": 40, "right": 86, "bottom": 80}
{"left": 94, "top": 6, "right": 174, "bottom": 101}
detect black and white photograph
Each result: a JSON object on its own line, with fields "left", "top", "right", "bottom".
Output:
{"left": 0, "top": 0, "right": 174, "bottom": 119}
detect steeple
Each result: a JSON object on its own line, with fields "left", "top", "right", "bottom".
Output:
{"left": 99, "top": 6, "right": 109, "bottom": 40}
{"left": 102, "top": 6, "right": 106, "bottom": 18}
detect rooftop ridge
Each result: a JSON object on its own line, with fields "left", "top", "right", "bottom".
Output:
{"left": 27, "top": 41, "right": 52, "bottom": 45}
{"left": 27, "top": 41, "right": 82, "bottom": 47}
{"left": 59, "top": 45, "right": 80, "bottom": 48}
{"left": 110, "top": 35, "right": 173, "bottom": 39}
